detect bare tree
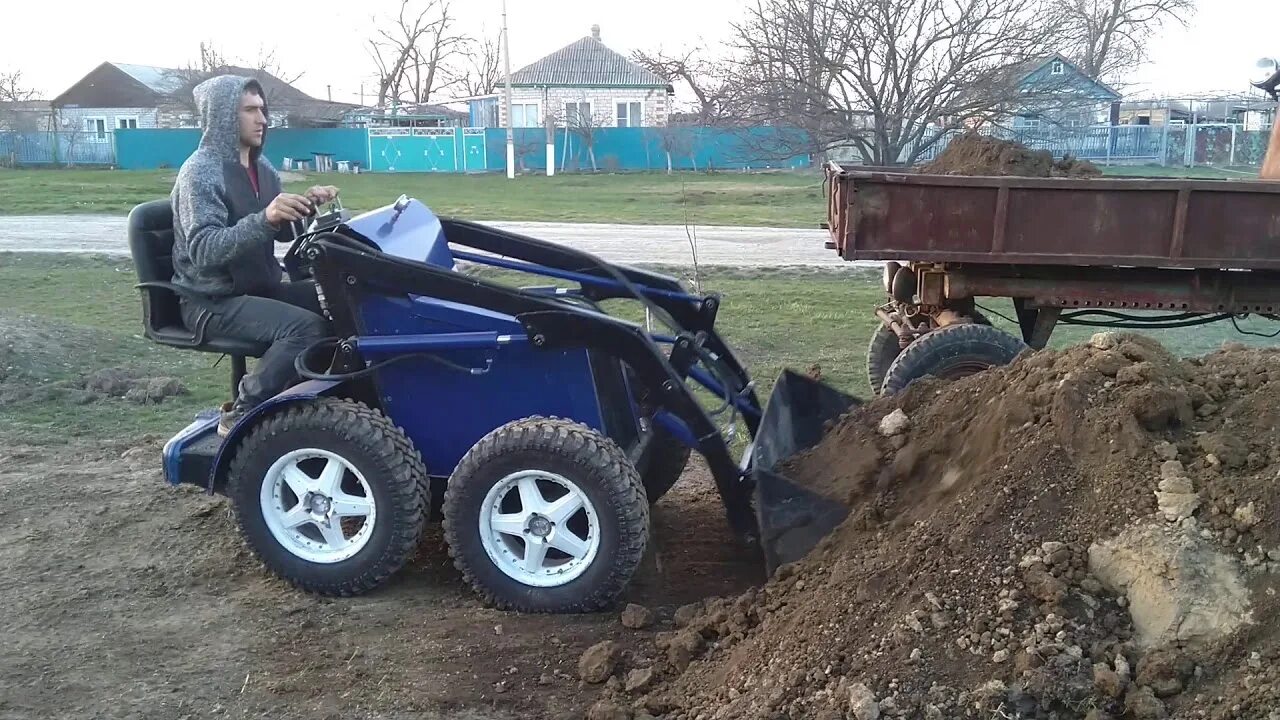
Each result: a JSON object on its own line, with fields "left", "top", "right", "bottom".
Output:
{"left": 558, "top": 103, "right": 611, "bottom": 172}
{"left": 0, "top": 70, "right": 40, "bottom": 133}
{"left": 367, "top": 0, "right": 471, "bottom": 107}
{"left": 1060, "top": 0, "right": 1194, "bottom": 83}
{"left": 632, "top": 48, "right": 738, "bottom": 126}
{"left": 170, "top": 41, "right": 304, "bottom": 116}
{"left": 726, "top": 0, "right": 1069, "bottom": 165}
{"left": 455, "top": 29, "right": 502, "bottom": 98}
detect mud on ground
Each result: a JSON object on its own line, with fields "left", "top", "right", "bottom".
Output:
{"left": 595, "top": 336, "right": 1280, "bottom": 720}
{"left": 0, "top": 441, "right": 761, "bottom": 720}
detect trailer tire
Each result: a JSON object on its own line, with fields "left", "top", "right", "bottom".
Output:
{"left": 226, "top": 398, "right": 427, "bottom": 597}
{"left": 866, "top": 324, "right": 902, "bottom": 396}
{"left": 880, "top": 323, "right": 1027, "bottom": 395}
{"left": 866, "top": 312, "right": 990, "bottom": 395}
{"left": 442, "top": 417, "right": 648, "bottom": 613}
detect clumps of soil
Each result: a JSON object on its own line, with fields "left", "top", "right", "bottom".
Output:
{"left": 78, "top": 367, "right": 188, "bottom": 404}
{"left": 921, "top": 131, "right": 1102, "bottom": 178}
{"left": 605, "top": 334, "right": 1280, "bottom": 720}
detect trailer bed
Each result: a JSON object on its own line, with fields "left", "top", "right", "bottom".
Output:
{"left": 825, "top": 165, "right": 1280, "bottom": 270}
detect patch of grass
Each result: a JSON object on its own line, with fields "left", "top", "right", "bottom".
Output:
{"left": 0, "top": 168, "right": 825, "bottom": 228}
{"left": 4, "top": 252, "right": 1277, "bottom": 448}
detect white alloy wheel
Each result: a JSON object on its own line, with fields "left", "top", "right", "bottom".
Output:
{"left": 259, "top": 448, "right": 377, "bottom": 564}
{"left": 478, "top": 469, "right": 601, "bottom": 587}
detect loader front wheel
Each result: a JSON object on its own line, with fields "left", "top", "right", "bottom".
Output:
{"left": 226, "top": 398, "right": 427, "bottom": 596}
{"left": 442, "top": 417, "right": 649, "bottom": 613}
{"left": 880, "top": 323, "right": 1027, "bottom": 395}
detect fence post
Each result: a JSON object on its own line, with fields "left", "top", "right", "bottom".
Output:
{"left": 1230, "top": 124, "right": 1237, "bottom": 167}
{"left": 1160, "top": 121, "right": 1169, "bottom": 166}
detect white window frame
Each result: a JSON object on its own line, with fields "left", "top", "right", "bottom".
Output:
{"left": 510, "top": 101, "right": 540, "bottom": 128}
{"left": 563, "top": 100, "right": 593, "bottom": 127}
{"left": 83, "top": 116, "right": 108, "bottom": 142}
{"left": 116, "top": 115, "right": 139, "bottom": 130}
{"left": 1051, "top": 60, "right": 1065, "bottom": 76}
{"left": 614, "top": 98, "right": 644, "bottom": 128}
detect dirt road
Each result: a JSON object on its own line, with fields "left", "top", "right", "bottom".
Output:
{"left": 0, "top": 215, "right": 859, "bottom": 267}
{"left": 0, "top": 437, "right": 761, "bottom": 720}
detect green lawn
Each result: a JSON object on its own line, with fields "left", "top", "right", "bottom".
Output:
{"left": 0, "top": 168, "right": 827, "bottom": 228}
{"left": 0, "top": 163, "right": 1252, "bottom": 227}
{"left": 3, "top": 253, "right": 1278, "bottom": 446}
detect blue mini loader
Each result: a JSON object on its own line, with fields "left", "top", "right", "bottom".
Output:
{"left": 128, "top": 194, "right": 858, "bottom": 612}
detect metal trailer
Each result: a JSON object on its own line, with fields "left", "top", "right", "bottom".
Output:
{"left": 822, "top": 162, "right": 1280, "bottom": 395}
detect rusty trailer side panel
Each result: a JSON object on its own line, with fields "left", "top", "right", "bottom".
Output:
{"left": 825, "top": 165, "right": 1280, "bottom": 270}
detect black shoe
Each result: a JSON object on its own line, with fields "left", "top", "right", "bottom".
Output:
{"left": 217, "top": 401, "right": 247, "bottom": 437}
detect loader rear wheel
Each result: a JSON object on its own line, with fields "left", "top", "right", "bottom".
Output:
{"left": 880, "top": 323, "right": 1027, "bottom": 395}
{"left": 226, "top": 398, "right": 427, "bottom": 597}
{"left": 442, "top": 417, "right": 649, "bottom": 613}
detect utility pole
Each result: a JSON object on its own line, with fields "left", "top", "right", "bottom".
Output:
{"left": 502, "top": 0, "right": 515, "bottom": 179}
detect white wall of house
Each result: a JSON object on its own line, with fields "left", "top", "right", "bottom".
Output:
{"left": 499, "top": 87, "right": 669, "bottom": 128}
{"left": 54, "top": 107, "right": 161, "bottom": 142}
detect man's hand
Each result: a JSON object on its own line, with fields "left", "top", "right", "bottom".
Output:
{"left": 305, "top": 185, "right": 340, "bottom": 205}
{"left": 265, "top": 192, "right": 313, "bottom": 227}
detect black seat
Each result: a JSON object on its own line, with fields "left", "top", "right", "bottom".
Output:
{"left": 128, "top": 198, "right": 269, "bottom": 395}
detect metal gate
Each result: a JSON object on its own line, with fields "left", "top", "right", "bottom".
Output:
{"left": 368, "top": 127, "right": 462, "bottom": 173}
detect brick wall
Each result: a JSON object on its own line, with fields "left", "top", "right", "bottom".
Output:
{"left": 499, "top": 87, "right": 669, "bottom": 128}
{"left": 55, "top": 107, "right": 161, "bottom": 144}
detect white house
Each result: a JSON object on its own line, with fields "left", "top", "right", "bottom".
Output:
{"left": 469, "top": 25, "right": 672, "bottom": 130}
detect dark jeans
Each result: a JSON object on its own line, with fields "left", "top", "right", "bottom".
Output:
{"left": 181, "top": 281, "right": 329, "bottom": 410}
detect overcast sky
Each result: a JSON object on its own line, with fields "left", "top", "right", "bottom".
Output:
{"left": 2, "top": 0, "right": 1275, "bottom": 106}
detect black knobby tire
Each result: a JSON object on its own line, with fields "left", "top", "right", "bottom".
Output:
{"left": 226, "top": 397, "right": 428, "bottom": 596}
{"left": 866, "top": 323, "right": 902, "bottom": 396}
{"left": 442, "top": 417, "right": 649, "bottom": 613}
{"left": 880, "top": 323, "right": 1028, "bottom": 395}
{"left": 637, "top": 423, "right": 692, "bottom": 503}
{"left": 866, "top": 313, "right": 990, "bottom": 395}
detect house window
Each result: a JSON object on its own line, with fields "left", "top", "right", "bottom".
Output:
{"left": 83, "top": 117, "right": 108, "bottom": 142}
{"left": 564, "top": 101, "right": 592, "bottom": 127}
{"left": 510, "top": 103, "right": 540, "bottom": 127}
{"left": 1051, "top": 60, "right": 1064, "bottom": 75}
{"left": 116, "top": 117, "right": 138, "bottom": 130}
{"left": 616, "top": 101, "right": 643, "bottom": 128}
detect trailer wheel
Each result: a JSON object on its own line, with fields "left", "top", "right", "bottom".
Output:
{"left": 866, "top": 324, "right": 902, "bottom": 396}
{"left": 442, "top": 417, "right": 648, "bottom": 613}
{"left": 866, "top": 313, "right": 990, "bottom": 395}
{"left": 880, "top": 323, "right": 1027, "bottom": 395}
{"left": 226, "top": 398, "right": 428, "bottom": 596}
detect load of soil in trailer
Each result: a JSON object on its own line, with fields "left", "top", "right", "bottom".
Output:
{"left": 921, "top": 131, "right": 1102, "bottom": 178}
{"left": 583, "top": 336, "right": 1280, "bottom": 720}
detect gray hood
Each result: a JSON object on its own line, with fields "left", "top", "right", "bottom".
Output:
{"left": 192, "top": 74, "right": 268, "bottom": 161}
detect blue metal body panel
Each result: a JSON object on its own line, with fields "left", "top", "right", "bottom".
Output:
{"left": 355, "top": 292, "right": 610, "bottom": 477}
{"left": 332, "top": 198, "right": 625, "bottom": 478}
{"left": 162, "top": 409, "right": 220, "bottom": 487}
{"left": 345, "top": 200, "right": 455, "bottom": 268}
{"left": 205, "top": 379, "right": 345, "bottom": 491}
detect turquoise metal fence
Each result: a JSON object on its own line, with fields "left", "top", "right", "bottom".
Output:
{"left": 0, "top": 131, "right": 117, "bottom": 166}
{"left": 114, "top": 128, "right": 370, "bottom": 171}
{"left": 113, "top": 126, "right": 812, "bottom": 173}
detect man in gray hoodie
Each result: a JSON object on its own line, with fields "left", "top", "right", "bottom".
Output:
{"left": 170, "top": 74, "right": 338, "bottom": 436}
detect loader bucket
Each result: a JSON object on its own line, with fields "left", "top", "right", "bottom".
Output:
{"left": 751, "top": 369, "right": 861, "bottom": 575}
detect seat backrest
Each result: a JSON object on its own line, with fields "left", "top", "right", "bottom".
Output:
{"left": 127, "top": 198, "right": 184, "bottom": 335}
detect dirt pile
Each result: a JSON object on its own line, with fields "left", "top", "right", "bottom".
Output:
{"left": 922, "top": 132, "right": 1102, "bottom": 178}
{"left": 594, "top": 335, "right": 1280, "bottom": 720}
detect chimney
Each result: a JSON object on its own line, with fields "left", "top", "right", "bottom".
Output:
{"left": 591, "top": 24, "right": 601, "bottom": 41}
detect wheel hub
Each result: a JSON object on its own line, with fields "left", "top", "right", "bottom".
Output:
{"left": 308, "top": 493, "right": 332, "bottom": 516}
{"left": 527, "top": 514, "right": 553, "bottom": 537}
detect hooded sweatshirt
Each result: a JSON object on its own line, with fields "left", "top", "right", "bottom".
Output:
{"left": 169, "top": 74, "right": 287, "bottom": 298}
